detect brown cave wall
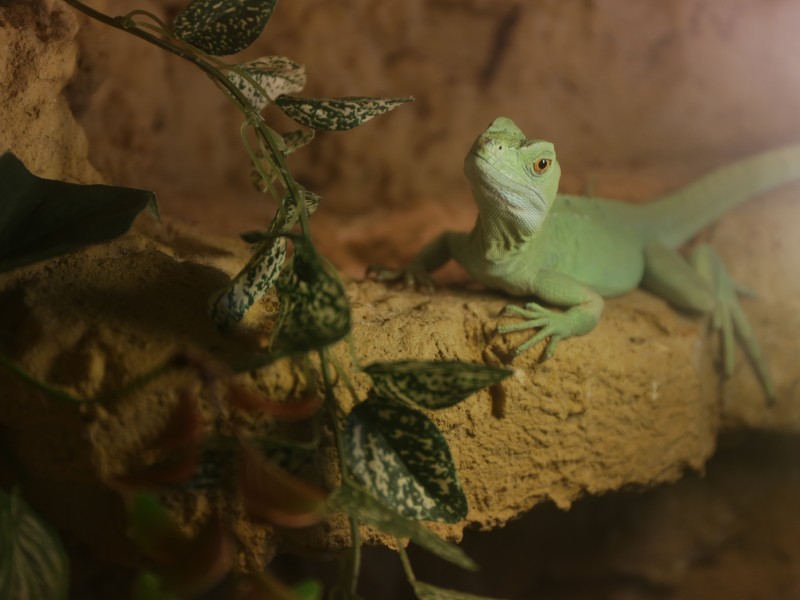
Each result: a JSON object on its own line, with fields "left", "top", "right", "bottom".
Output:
{"left": 66, "top": 0, "right": 800, "bottom": 270}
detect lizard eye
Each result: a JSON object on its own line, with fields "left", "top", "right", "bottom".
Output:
{"left": 533, "top": 158, "right": 552, "bottom": 174}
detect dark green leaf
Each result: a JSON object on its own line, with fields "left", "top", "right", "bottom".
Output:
{"left": 327, "top": 484, "right": 477, "bottom": 571}
{"left": 412, "top": 581, "right": 509, "bottom": 600}
{"left": 0, "top": 488, "right": 69, "bottom": 600}
{"left": 344, "top": 398, "right": 467, "bottom": 523}
{"left": 228, "top": 56, "right": 306, "bottom": 111}
{"left": 363, "top": 361, "right": 512, "bottom": 410}
{"left": 172, "top": 0, "right": 277, "bottom": 56}
{"left": 0, "top": 152, "right": 157, "bottom": 273}
{"left": 270, "top": 238, "right": 351, "bottom": 353}
{"left": 275, "top": 96, "right": 413, "bottom": 131}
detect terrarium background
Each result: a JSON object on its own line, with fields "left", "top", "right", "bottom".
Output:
{"left": 2, "top": 0, "right": 800, "bottom": 598}
{"left": 68, "top": 0, "right": 800, "bottom": 274}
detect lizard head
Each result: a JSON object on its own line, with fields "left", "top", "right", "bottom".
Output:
{"left": 464, "top": 117, "right": 561, "bottom": 226}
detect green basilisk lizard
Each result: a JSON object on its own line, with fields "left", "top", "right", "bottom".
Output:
{"left": 371, "top": 117, "right": 800, "bottom": 404}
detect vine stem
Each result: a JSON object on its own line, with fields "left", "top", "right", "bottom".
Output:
{"left": 61, "top": 0, "right": 310, "bottom": 238}
{"left": 319, "top": 348, "right": 362, "bottom": 595}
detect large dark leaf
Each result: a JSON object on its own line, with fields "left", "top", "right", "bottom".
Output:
{"left": 0, "top": 153, "right": 157, "bottom": 273}
{"left": 363, "top": 360, "right": 512, "bottom": 410}
{"left": 172, "top": 0, "right": 278, "bottom": 56}
{"left": 344, "top": 398, "right": 467, "bottom": 523}
{"left": 270, "top": 238, "right": 351, "bottom": 354}
{"left": 0, "top": 488, "right": 69, "bottom": 600}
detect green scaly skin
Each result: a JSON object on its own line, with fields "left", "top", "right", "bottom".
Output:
{"left": 373, "top": 117, "right": 800, "bottom": 404}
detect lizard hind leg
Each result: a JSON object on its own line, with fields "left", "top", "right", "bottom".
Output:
{"left": 690, "top": 244, "right": 776, "bottom": 404}
{"left": 641, "top": 241, "right": 776, "bottom": 404}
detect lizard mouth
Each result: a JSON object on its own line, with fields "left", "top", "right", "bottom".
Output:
{"left": 465, "top": 151, "right": 547, "bottom": 212}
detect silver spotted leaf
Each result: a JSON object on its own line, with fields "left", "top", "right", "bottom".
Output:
{"left": 363, "top": 361, "right": 512, "bottom": 410}
{"left": 209, "top": 191, "right": 320, "bottom": 329}
{"left": 275, "top": 96, "right": 413, "bottom": 131}
{"left": 0, "top": 488, "right": 69, "bottom": 600}
{"left": 208, "top": 235, "right": 287, "bottom": 329}
{"left": 227, "top": 57, "right": 306, "bottom": 112}
{"left": 344, "top": 397, "right": 467, "bottom": 523}
{"left": 327, "top": 485, "right": 477, "bottom": 571}
{"left": 172, "top": 0, "right": 277, "bottom": 56}
{"left": 413, "top": 581, "right": 509, "bottom": 600}
{"left": 270, "top": 238, "right": 351, "bottom": 354}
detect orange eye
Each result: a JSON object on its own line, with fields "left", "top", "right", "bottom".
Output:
{"left": 533, "top": 158, "right": 551, "bottom": 174}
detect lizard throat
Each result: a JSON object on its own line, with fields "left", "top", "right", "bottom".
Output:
{"left": 466, "top": 163, "right": 548, "bottom": 260}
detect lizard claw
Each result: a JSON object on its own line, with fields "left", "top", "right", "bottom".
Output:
{"left": 497, "top": 303, "right": 568, "bottom": 359}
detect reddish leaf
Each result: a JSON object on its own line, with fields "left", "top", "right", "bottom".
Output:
{"left": 117, "top": 448, "right": 200, "bottom": 489}
{"left": 237, "top": 444, "right": 327, "bottom": 527}
{"left": 162, "top": 516, "right": 235, "bottom": 599}
{"left": 151, "top": 393, "right": 203, "bottom": 455}
{"left": 228, "top": 384, "right": 323, "bottom": 421}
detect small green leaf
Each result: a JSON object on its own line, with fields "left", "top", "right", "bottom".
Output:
{"left": 281, "top": 129, "right": 315, "bottom": 153}
{"left": 0, "top": 152, "right": 156, "bottom": 273}
{"left": 275, "top": 96, "right": 413, "bottom": 131}
{"left": 228, "top": 57, "right": 306, "bottom": 111}
{"left": 126, "top": 493, "right": 190, "bottom": 562}
{"left": 269, "top": 238, "right": 350, "bottom": 354}
{"left": 172, "top": 0, "right": 277, "bottom": 56}
{"left": 327, "top": 484, "right": 477, "bottom": 571}
{"left": 250, "top": 130, "right": 315, "bottom": 194}
{"left": 133, "top": 571, "right": 178, "bottom": 600}
{"left": 344, "top": 398, "right": 467, "bottom": 523}
{"left": 0, "top": 488, "right": 69, "bottom": 600}
{"left": 363, "top": 361, "right": 512, "bottom": 410}
{"left": 412, "top": 581, "right": 509, "bottom": 600}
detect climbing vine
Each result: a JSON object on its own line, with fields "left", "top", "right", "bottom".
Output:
{"left": 0, "top": 1, "right": 513, "bottom": 598}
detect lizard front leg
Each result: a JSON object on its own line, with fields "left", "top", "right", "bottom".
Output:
{"left": 498, "top": 270, "right": 604, "bottom": 359}
{"left": 367, "top": 231, "right": 467, "bottom": 290}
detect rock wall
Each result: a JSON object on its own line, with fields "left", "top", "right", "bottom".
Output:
{"left": 0, "top": 0, "right": 99, "bottom": 182}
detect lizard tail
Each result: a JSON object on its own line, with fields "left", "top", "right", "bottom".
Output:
{"left": 640, "top": 142, "right": 800, "bottom": 248}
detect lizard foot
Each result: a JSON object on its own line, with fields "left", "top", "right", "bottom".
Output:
{"left": 365, "top": 263, "right": 437, "bottom": 292}
{"left": 691, "top": 244, "right": 776, "bottom": 405}
{"left": 497, "top": 302, "right": 570, "bottom": 359}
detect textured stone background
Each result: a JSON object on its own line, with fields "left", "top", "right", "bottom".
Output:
{"left": 66, "top": 0, "right": 800, "bottom": 271}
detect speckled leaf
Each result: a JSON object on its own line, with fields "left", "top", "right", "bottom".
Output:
{"left": 327, "top": 485, "right": 477, "bottom": 571}
{"left": 0, "top": 488, "right": 69, "bottom": 600}
{"left": 363, "top": 361, "right": 512, "bottom": 410}
{"left": 412, "top": 581, "right": 509, "bottom": 600}
{"left": 209, "top": 191, "right": 320, "bottom": 328}
{"left": 228, "top": 57, "right": 306, "bottom": 111}
{"left": 271, "top": 239, "right": 351, "bottom": 353}
{"left": 172, "top": 0, "right": 277, "bottom": 56}
{"left": 275, "top": 96, "right": 413, "bottom": 131}
{"left": 281, "top": 129, "right": 315, "bottom": 153}
{"left": 344, "top": 398, "right": 467, "bottom": 523}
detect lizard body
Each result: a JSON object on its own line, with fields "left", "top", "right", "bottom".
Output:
{"left": 373, "top": 117, "right": 800, "bottom": 403}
